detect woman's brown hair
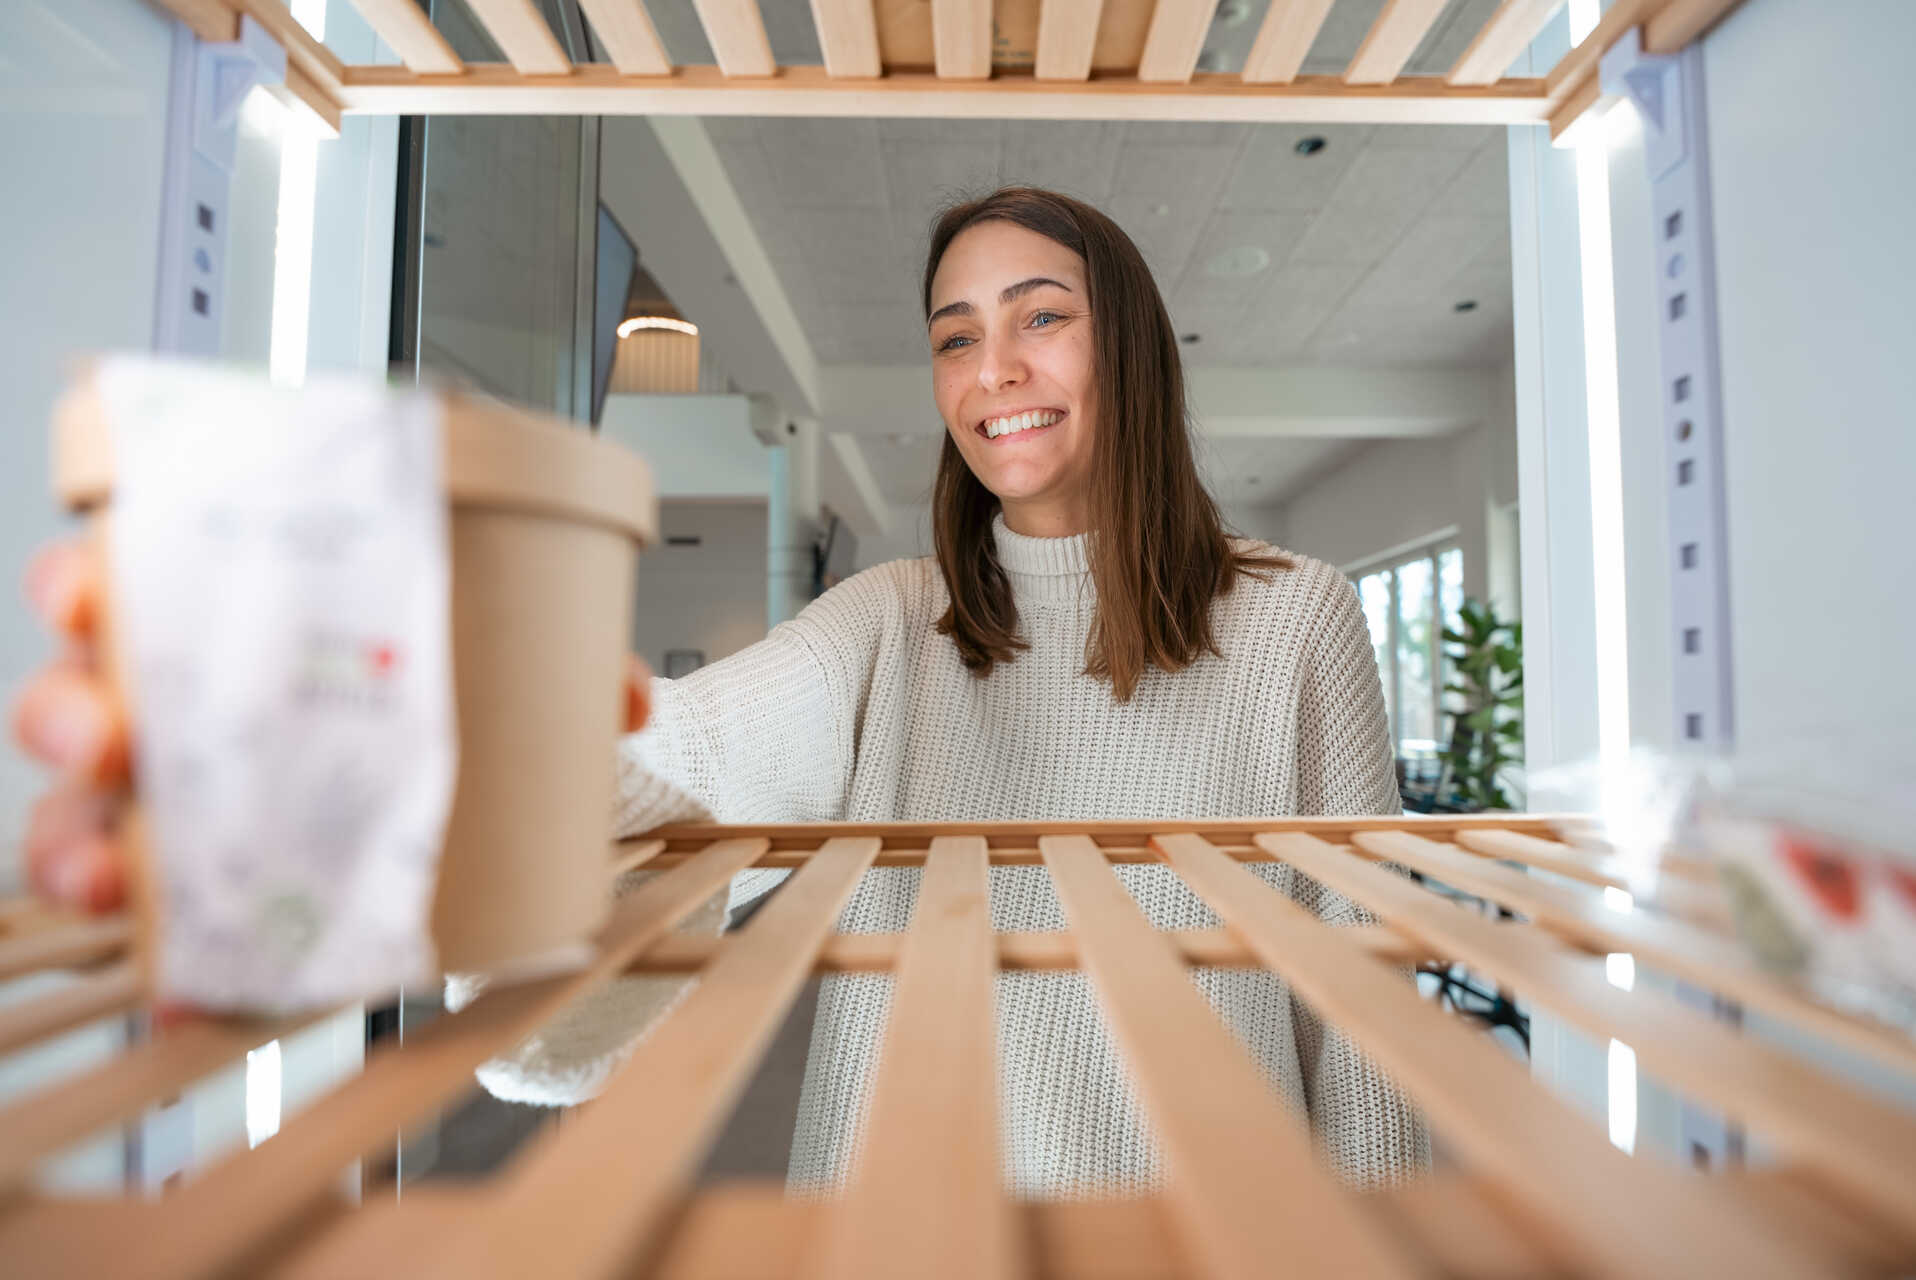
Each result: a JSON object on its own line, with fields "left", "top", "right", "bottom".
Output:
{"left": 922, "top": 186, "right": 1290, "bottom": 703}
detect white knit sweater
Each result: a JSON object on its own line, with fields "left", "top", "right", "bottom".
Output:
{"left": 482, "top": 515, "right": 1430, "bottom": 1197}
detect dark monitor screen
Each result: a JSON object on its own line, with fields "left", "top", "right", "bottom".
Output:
{"left": 591, "top": 205, "right": 637, "bottom": 429}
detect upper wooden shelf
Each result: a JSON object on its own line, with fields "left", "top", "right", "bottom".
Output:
{"left": 157, "top": 0, "right": 1747, "bottom": 139}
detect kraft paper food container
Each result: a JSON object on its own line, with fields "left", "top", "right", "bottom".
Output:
{"left": 50, "top": 372, "right": 658, "bottom": 985}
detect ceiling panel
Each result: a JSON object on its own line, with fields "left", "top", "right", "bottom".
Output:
{"left": 694, "top": 115, "right": 1511, "bottom": 370}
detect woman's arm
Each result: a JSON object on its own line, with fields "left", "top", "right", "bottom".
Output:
{"left": 1289, "top": 572, "right": 1431, "bottom": 1188}
{"left": 614, "top": 561, "right": 905, "bottom": 836}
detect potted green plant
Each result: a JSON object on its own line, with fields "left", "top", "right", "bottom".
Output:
{"left": 1437, "top": 598, "right": 1524, "bottom": 811}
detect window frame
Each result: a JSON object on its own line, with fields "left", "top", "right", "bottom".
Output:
{"left": 1348, "top": 538, "right": 1463, "bottom": 771}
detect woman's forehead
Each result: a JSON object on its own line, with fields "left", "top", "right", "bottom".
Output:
{"left": 930, "top": 222, "right": 1086, "bottom": 306}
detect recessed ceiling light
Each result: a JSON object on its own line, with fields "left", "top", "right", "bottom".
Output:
{"left": 1454, "top": 299, "right": 1479, "bottom": 313}
{"left": 1294, "top": 136, "right": 1328, "bottom": 157}
{"left": 1207, "top": 245, "right": 1271, "bottom": 278}
{"left": 1180, "top": 333, "right": 1201, "bottom": 345}
{"left": 1214, "top": 0, "right": 1252, "bottom": 25}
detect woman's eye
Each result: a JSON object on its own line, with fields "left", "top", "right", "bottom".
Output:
{"left": 935, "top": 334, "right": 973, "bottom": 352}
{"left": 1030, "top": 311, "right": 1061, "bottom": 328}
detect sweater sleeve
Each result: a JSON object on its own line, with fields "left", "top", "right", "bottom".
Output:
{"left": 1288, "top": 568, "right": 1430, "bottom": 1189}
{"left": 613, "top": 562, "right": 904, "bottom": 837}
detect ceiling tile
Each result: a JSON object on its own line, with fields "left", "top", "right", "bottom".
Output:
{"left": 1001, "top": 122, "right": 1123, "bottom": 203}
{"left": 1288, "top": 145, "right": 1477, "bottom": 263}
{"left": 1104, "top": 194, "right": 1206, "bottom": 292}
{"left": 1339, "top": 214, "right": 1508, "bottom": 311}
{"left": 1110, "top": 142, "right": 1241, "bottom": 203}
{"left": 1173, "top": 210, "right": 1316, "bottom": 307}
{"left": 1220, "top": 124, "right": 1376, "bottom": 213}
{"left": 882, "top": 139, "right": 1006, "bottom": 249}
{"left": 1426, "top": 137, "right": 1511, "bottom": 218}
{"left": 757, "top": 119, "right": 887, "bottom": 209}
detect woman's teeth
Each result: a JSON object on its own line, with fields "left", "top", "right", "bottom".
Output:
{"left": 983, "top": 410, "right": 1064, "bottom": 439}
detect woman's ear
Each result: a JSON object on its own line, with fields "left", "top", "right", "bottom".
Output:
{"left": 623, "top": 654, "right": 653, "bottom": 733}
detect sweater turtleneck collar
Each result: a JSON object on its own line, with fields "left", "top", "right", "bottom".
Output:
{"left": 990, "top": 512, "right": 1092, "bottom": 604}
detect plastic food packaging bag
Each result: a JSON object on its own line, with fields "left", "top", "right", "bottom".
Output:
{"left": 1537, "top": 744, "right": 1916, "bottom": 1034}
{"left": 99, "top": 357, "right": 458, "bottom": 1011}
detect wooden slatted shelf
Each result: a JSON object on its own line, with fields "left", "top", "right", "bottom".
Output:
{"left": 145, "top": 0, "right": 1749, "bottom": 137}
{"left": 2, "top": 815, "right": 1912, "bottom": 1278}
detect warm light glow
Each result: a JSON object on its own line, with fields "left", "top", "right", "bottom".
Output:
{"left": 1608, "top": 1038, "right": 1638, "bottom": 1153}
{"left": 246, "top": 1040, "right": 282, "bottom": 1148}
{"left": 618, "top": 315, "right": 699, "bottom": 338}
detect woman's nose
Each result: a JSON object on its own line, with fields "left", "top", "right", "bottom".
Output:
{"left": 975, "top": 333, "right": 1027, "bottom": 392}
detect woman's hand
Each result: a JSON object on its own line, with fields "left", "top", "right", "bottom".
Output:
{"left": 13, "top": 541, "right": 130, "bottom": 912}
{"left": 12, "top": 539, "right": 656, "bottom": 915}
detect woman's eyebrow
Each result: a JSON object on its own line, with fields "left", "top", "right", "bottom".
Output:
{"left": 926, "top": 276, "right": 1076, "bottom": 328}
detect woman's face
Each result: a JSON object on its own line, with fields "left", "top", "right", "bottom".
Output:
{"left": 927, "top": 220, "right": 1098, "bottom": 536}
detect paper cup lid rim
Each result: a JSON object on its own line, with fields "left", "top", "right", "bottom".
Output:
{"left": 53, "top": 372, "right": 658, "bottom": 546}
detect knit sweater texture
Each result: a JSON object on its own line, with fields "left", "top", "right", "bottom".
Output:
{"left": 486, "top": 515, "right": 1431, "bottom": 1197}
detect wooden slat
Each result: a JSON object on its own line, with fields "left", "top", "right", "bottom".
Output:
{"left": 0, "top": 917, "right": 131, "bottom": 982}
{"left": 804, "top": 837, "right": 1018, "bottom": 1280}
{"left": 644, "top": 812, "right": 1570, "bottom": 854}
{"left": 1160, "top": 833, "right": 1840, "bottom": 1280}
{"left": 0, "top": 964, "right": 142, "bottom": 1056}
{"left": 1038, "top": 835, "right": 1419, "bottom": 1280}
{"left": 464, "top": 0, "right": 573, "bottom": 73}
{"left": 68, "top": 839, "right": 769, "bottom": 1280}
{"left": 1034, "top": 0, "right": 1105, "bottom": 81}
{"left": 1240, "top": 0, "right": 1337, "bottom": 84}
{"left": 1454, "top": 827, "right": 1735, "bottom": 932}
{"left": 1643, "top": 0, "right": 1747, "bottom": 53}
{"left": 1136, "top": 0, "right": 1222, "bottom": 84}
{"left": 263, "top": 65, "right": 345, "bottom": 137}
{"left": 631, "top": 922, "right": 1428, "bottom": 974}
{"left": 1266, "top": 832, "right": 1916, "bottom": 1243}
{"left": 1448, "top": 0, "right": 1565, "bottom": 85}
{"left": 576, "top": 0, "right": 672, "bottom": 75}
{"left": 449, "top": 838, "right": 881, "bottom": 1280}
{"left": 344, "top": 0, "right": 465, "bottom": 74}
{"left": 0, "top": 1012, "right": 315, "bottom": 1193}
{"left": 693, "top": 0, "right": 778, "bottom": 76}
{"left": 1547, "top": 69, "right": 1602, "bottom": 139}
{"left": 610, "top": 836, "right": 665, "bottom": 877}
{"left": 1344, "top": 0, "right": 1449, "bottom": 85}
{"left": 1352, "top": 829, "right": 1916, "bottom": 1081}
{"left": 1727, "top": 1167, "right": 1916, "bottom": 1276}
{"left": 931, "top": 0, "right": 992, "bottom": 78}
{"left": 809, "top": 0, "right": 882, "bottom": 77}
{"left": 270, "top": 1188, "right": 470, "bottom": 1279}
{"left": 157, "top": 0, "right": 243, "bottom": 41}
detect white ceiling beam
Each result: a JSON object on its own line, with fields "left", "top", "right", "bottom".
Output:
{"left": 599, "top": 117, "right": 822, "bottom": 416}
{"left": 822, "top": 434, "right": 895, "bottom": 539}
{"left": 818, "top": 365, "right": 1498, "bottom": 442}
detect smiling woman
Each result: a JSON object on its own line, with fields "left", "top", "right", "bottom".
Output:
{"left": 920, "top": 189, "right": 1291, "bottom": 701}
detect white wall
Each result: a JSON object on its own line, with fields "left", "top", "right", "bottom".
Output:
{"left": 599, "top": 394, "right": 772, "bottom": 500}
{"left": 1278, "top": 412, "right": 1518, "bottom": 600}
{"left": 634, "top": 501, "right": 770, "bottom": 670}
{"left": 1699, "top": 0, "right": 1916, "bottom": 763}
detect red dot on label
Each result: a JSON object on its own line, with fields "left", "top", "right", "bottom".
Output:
{"left": 369, "top": 644, "right": 398, "bottom": 675}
